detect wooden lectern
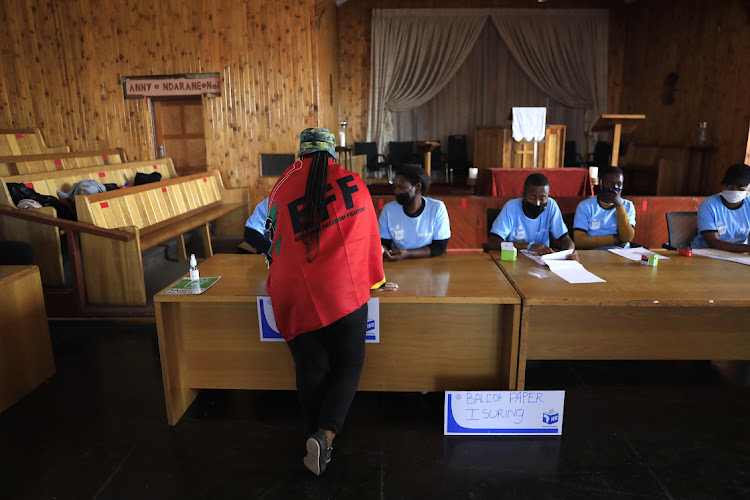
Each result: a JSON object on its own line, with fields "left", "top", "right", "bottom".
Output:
{"left": 416, "top": 141, "right": 439, "bottom": 177}
{"left": 591, "top": 114, "right": 645, "bottom": 166}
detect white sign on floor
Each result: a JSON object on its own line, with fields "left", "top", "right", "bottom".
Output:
{"left": 444, "top": 391, "right": 565, "bottom": 435}
{"left": 257, "top": 297, "right": 380, "bottom": 343}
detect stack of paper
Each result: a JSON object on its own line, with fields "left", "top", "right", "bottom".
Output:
{"left": 692, "top": 248, "right": 750, "bottom": 266}
{"left": 545, "top": 260, "right": 606, "bottom": 284}
{"left": 608, "top": 248, "right": 670, "bottom": 261}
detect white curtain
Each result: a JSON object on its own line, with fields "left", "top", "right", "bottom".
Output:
{"left": 391, "top": 21, "right": 584, "bottom": 161}
{"left": 491, "top": 9, "right": 608, "bottom": 134}
{"left": 367, "top": 9, "right": 487, "bottom": 153}
{"left": 368, "top": 9, "right": 607, "bottom": 158}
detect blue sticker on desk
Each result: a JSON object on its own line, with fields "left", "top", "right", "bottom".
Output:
{"left": 444, "top": 391, "right": 565, "bottom": 436}
{"left": 258, "top": 297, "right": 380, "bottom": 343}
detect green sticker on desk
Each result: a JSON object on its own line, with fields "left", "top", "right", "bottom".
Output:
{"left": 163, "top": 276, "right": 221, "bottom": 294}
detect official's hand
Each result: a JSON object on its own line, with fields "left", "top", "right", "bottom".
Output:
{"left": 566, "top": 250, "right": 579, "bottom": 261}
{"left": 530, "top": 243, "right": 554, "bottom": 255}
{"left": 600, "top": 188, "right": 623, "bottom": 207}
{"left": 385, "top": 247, "right": 409, "bottom": 261}
{"left": 377, "top": 281, "right": 399, "bottom": 291}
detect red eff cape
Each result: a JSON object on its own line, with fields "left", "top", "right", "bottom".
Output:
{"left": 266, "top": 158, "right": 385, "bottom": 341}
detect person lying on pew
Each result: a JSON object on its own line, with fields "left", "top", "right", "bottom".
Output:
{"left": 378, "top": 164, "right": 451, "bottom": 261}
{"left": 692, "top": 163, "right": 750, "bottom": 253}
{"left": 573, "top": 166, "right": 636, "bottom": 249}
{"left": 487, "top": 172, "right": 577, "bottom": 259}
{"left": 243, "top": 197, "right": 271, "bottom": 254}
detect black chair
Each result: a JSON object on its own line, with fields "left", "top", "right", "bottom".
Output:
{"left": 387, "top": 141, "right": 420, "bottom": 169}
{"left": 428, "top": 144, "right": 449, "bottom": 182}
{"left": 448, "top": 135, "right": 470, "bottom": 180}
{"left": 353, "top": 142, "right": 388, "bottom": 173}
{"left": 585, "top": 141, "right": 628, "bottom": 168}
{"left": 662, "top": 211, "right": 698, "bottom": 250}
{"left": 563, "top": 141, "right": 584, "bottom": 168}
{"left": 562, "top": 213, "right": 576, "bottom": 242}
{"left": 482, "top": 208, "right": 503, "bottom": 252}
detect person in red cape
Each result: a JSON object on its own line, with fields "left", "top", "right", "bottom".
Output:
{"left": 265, "top": 127, "right": 387, "bottom": 476}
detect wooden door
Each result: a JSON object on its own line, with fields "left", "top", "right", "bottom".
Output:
{"left": 152, "top": 99, "right": 206, "bottom": 176}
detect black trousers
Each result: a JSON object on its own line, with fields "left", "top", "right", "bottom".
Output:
{"left": 286, "top": 302, "right": 367, "bottom": 435}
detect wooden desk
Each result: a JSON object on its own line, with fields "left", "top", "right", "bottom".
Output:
{"left": 490, "top": 250, "right": 750, "bottom": 390}
{"left": 0, "top": 266, "right": 55, "bottom": 414}
{"left": 155, "top": 254, "right": 521, "bottom": 425}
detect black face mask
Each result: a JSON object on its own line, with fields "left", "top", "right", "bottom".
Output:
{"left": 396, "top": 186, "right": 416, "bottom": 206}
{"left": 523, "top": 200, "right": 547, "bottom": 219}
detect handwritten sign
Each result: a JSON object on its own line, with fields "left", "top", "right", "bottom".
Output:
{"left": 257, "top": 297, "right": 380, "bottom": 343}
{"left": 444, "top": 391, "right": 565, "bottom": 435}
{"left": 122, "top": 73, "right": 221, "bottom": 98}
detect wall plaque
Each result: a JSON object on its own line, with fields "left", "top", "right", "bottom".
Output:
{"left": 122, "top": 73, "right": 221, "bottom": 99}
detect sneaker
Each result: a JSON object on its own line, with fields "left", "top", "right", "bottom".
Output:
{"left": 303, "top": 430, "right": 332, "bottom": 475}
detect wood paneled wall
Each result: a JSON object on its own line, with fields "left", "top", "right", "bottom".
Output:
{"left": 0, "top": 0, "right": 340, "bottom": 207}
{"left": 616, "top": 0, "right": 750, "bottom": 193}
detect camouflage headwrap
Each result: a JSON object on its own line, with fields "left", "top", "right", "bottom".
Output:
{"left": 297, "top": 127, "right": 337, "bottom": 159}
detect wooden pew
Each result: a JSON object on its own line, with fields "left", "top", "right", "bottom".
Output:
{"left": 0, "top": 158, "right": 179, "bottom": 287}
{"left": 0, "top": 149, "right": 128, "bottom": 176}
{"left": 75, "top": 170, "right": 248, "bottom": 306}
{"left": 0, "top": 128, "right": 69, "bottom": 156}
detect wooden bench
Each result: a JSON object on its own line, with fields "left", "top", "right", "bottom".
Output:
{"left": 75, "top": 170, "right": 248, "bottom": 306}
{"left": 0, "top": 158, "right": 179, "bottom": 287}
{"left": 0, "top": 128, "right": 69, "bottom": 156}
{"left": 0, "top": 149, "right": 128, "bottom": 176}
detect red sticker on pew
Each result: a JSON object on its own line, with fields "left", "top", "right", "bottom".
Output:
{"left": 54, "top": 159, "right": 62, "bottom": 165}
{"left": 24, "top": 182, "right": 34, "bottom": 188}
{"left": 378, "top": 199, "right": 384, "bottom": 209}
{"left": 161, "top": 187, "right": 167, "bottom": 193}
{"left": 98, "top": 172, "right": 106, "bottom": 177}
{"left": 203, "top": 178, "right": 207, "bottom": 182}
{"left": 461, "top": 198, "right": 467, "bottom": 209}
{"left": 15, "top": 134, "right": 23, "bottom": 138}
{"left": 153, "top": 165, "right": 158, "bottom": 169}
{"left": 641, "top": 200, "right": 648, "bottom": 212}
{"left": 100, "top": 202, "right": 109, "bottom": 209}
{"left": 102, "top": 155, "right": 108, "bottom": 160}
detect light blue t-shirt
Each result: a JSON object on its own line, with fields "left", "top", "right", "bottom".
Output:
{"left": 573, "top": 197, "right": 636, "bottom": 247}
{"left": 692, "top": 194, "right": 750, "bottom": 248}
{"left": 245, "top": 197, "right": 269, "bottom": 234}
{"left": 378, "top": 197, "right": 451, "bottom": 250}
{"left": 490, "top": 198, "right": 568, "bottom": 247}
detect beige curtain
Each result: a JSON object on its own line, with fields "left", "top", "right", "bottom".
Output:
{"left": 367, "top": 9, "right": 487, "bottom": 153}
{"left": 392, "top": 21, "right": 584, "bottom": 161}
{"left": 491, "top": 9, "right": 608, "bottom": 134}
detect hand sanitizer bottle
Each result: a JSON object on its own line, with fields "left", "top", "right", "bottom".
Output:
{"left": 189, "top": 254, "right": 200, "bottom": 280}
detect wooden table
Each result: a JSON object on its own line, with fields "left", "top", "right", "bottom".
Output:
{"left": 0, "top": 266, "right": 55, "bottom": 414}
{"left": 490, "top": 250, "right": 750, "bottom": 390}
{"left": 155, "top": 254, "right": 521, "bottom": 425}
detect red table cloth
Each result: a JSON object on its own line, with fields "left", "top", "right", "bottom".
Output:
{"left": 481, "top": 168, "right": 594, "bottom": 197}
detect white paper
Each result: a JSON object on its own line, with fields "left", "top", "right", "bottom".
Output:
{"left": 546, "top": 260, "right": 606, "bottom": 284}
{"left": 608, "top": 247, "right": 669, "bottom": 261}
{"left": 521, "top": 249, "right": 573, "bottom": 266}
{"left": 692, "top": 248, "right": 750, "bottom": 266}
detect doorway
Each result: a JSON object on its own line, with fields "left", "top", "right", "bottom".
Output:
{"left": 152, "top": 98, "right": 207, "bottom": 176}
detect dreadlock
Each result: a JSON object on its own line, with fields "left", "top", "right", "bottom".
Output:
{"left": 300, "top": 151, "right": 331, "bottom": 262}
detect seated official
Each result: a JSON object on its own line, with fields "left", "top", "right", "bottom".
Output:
{"left": 573, "top": 166, "right": 636, "bottom": 249}
{"left": 487, "top": 173, "right": 576, "bottom": 257}
{"left": 243, "top": 197, "right": 271, "bottom": 254}
{"left": 378, "top": 164, "right": 451, "bottom": 261}
{"left": 692, "top": 163, "right": 750, "bottom": 253}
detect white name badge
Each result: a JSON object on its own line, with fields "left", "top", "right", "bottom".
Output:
{"left": 257, "top": 297, "right": 380, "bottom": 343}
{"left": 444, "top": 391, "right": 565, "bottom": 436}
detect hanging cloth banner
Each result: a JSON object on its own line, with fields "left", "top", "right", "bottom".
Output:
{"left": 122, "top": 73, "right": 221, "bottom": 99}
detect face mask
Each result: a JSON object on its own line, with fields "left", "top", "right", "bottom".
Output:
{"left": 396, "top": 186, "right": 416, "bottom": 206}
{"left": 720, "top": 190, "right": 748, "bottom": 204}
{"left": 523, "top": 200, "right": 547, "bottom": 219}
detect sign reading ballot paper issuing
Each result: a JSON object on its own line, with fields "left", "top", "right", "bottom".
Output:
{"left": 444, "top": 390, "right": 565, "bottom": 435}
{"left": 257, "top": 297, "right": 380, "bottom": 343}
